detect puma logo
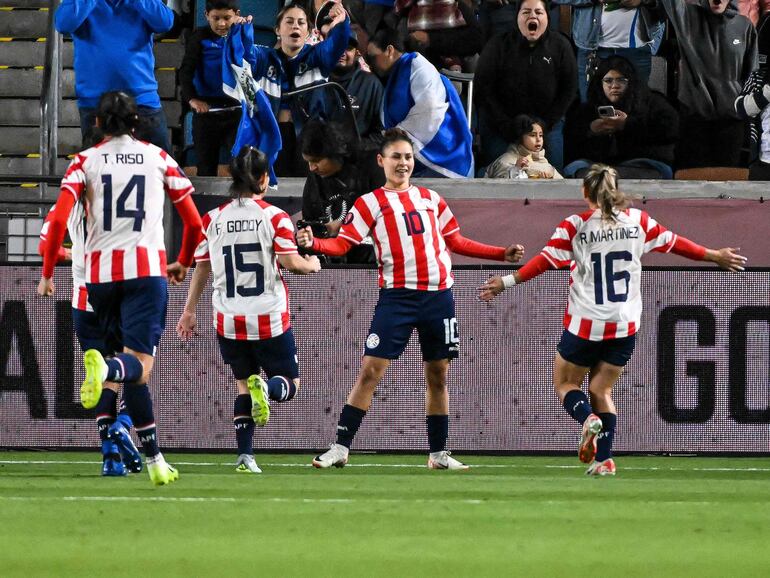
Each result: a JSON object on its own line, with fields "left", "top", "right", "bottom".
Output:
{"left": 543, "top": 56, "right": 552, "bottom": 64}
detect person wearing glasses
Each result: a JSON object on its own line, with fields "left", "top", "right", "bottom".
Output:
{"left": 564, "top": 56, "right": 679, "bottom": 179}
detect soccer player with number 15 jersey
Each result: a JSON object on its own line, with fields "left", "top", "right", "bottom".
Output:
{"left": 480, "top": 164, "right": 746, "bottom": 475}
{"left": 177, "top": 147, "right": 321, "bottom": 474}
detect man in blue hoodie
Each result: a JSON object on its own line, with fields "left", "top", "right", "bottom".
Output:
{"left": 55, "top": 0, "right": 175, "bottom": 151}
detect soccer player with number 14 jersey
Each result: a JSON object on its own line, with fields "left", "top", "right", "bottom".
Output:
{"left": 38, "top": 92, "right": 203, "bottom": 486}
{"left": 480, "top": 164, "right": 746, "bottom": 475}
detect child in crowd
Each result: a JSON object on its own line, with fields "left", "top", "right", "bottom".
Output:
{"left": 179, "top": 0, "right": 252, "bottom": 176}
{"left": 485, "top": 114, "right": 563, "bottom": 179}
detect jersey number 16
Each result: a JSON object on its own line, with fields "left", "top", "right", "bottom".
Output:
{"left": 590, "top": 251, "right": 632, "bottom": 304}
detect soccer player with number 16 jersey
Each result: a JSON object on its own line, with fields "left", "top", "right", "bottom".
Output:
{"left": 299, "top": 128, "right": 525, "bottom": 470}
{"left": 38, "top": 92, "right": 203, "bottom": 486}
{"left": 480, "top": 164, "right": 746, "bottom": 475}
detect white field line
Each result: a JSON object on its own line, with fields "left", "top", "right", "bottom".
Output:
{"left": 0, "top": 496, "right": 721, "bottom": 506}
{"left": 1, "top": 459, "right": 770, "bottom": 473}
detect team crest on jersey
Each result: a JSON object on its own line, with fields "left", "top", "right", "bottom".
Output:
{"left": 366, "top": 333, "right": 380, "bottom": 349}
{"left": 266, "top": 65, "right": 277, "bottom": 80}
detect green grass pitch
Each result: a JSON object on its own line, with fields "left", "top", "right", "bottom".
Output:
{"left": 1, "top": 452, "right": 769, "bottom": 577}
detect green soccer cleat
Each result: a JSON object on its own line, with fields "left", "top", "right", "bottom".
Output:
{"left": 81, "top": 349, "right": 107, "bottom": 409}
{"left": 147, "top": 454, "right": 179, "bottom": 486}
{"left": 246, "top": 374, "right": 270, "bottom": 427}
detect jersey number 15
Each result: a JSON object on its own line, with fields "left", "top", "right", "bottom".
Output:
{"left": 223, "top": 243, "right": 265, "bottom": 298}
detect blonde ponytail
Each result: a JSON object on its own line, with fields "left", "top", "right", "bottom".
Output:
{"left": 582, "top": 164, "right": 628, "bottom": 223}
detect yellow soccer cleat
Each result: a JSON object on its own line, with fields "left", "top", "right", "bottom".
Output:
{"left": 246, "top": 374, "right": 271, "bottom": 427}
{"left": 81, "top": 349, "right": 107, "bottom": 409}
{"left": 147, "top": 454, "right": 179, "bottom": 486}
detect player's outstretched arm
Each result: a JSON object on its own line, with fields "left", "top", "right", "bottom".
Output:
{"left": 297, "top": 225, "right": 354, "bottom": 257}
{"left": 478, "top": 253, "right": 553, "bottom": 302}
{"left": 278, "top": 253, "right": 322, "bottom": 275}
{"left": 176, "top": 260, "right": 211, "bottom": 341}
{"left": 703, "top": 247, "right": 747, "bottom": 272}
{"left": 444, "top": 231, "right": 525, "bottom": 263}
{"left": 168, "top": 196, "right": 204, "bottom": 285}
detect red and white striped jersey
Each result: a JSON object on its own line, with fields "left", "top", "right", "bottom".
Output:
{"left": 60, "top": 135, "right": 193, "bottom": 284}
{"left": 337, "top": 185, "right": 459, "bottom": 290}
{"left": 40, "top": 203, "right": 91, "bottom": 311}
{"left": 195, "top": 198, "right": 298, "bottom": 341}
{"left": 541, "top": 208, "right": 678, "bottom": 341}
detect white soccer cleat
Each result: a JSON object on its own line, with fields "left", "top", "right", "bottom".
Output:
{"left": 146, "top": 453, "right": 179, "bottom": 486}
{"left": 312, "top": 443, "right": 349, "bottom": 468}
{"left": 585, "top": 458, "right": 616, "bottom": 476}
{"left": 578, "top": 414, "right": 603, "bottom": 464}
{"left": 235, "top": 454, "right": 262, "bottom": 474}
{"left": 428, "top": 451, "right": 470, "bottom": 471}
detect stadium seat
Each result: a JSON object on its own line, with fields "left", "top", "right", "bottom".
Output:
{"left": 674, "top": 167, "right": 749, "bottom": 181}
{"left": 195, "top": 0, "right": 280, "bottom": 46}
{"left": 0, "top": 4, "right": 184, "bottom": 174}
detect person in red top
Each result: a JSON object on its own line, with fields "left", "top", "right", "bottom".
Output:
{"left": 479, "top": 164, "right": 746, "bottom": 475}
{"left": 37, "top": 91, "right": 203, "bottom": 486}
{"left": 299, "top": 128, "right": 525, "bottom": 470}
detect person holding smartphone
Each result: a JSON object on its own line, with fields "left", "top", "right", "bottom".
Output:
{"left": 564, "top": 56, "right": 679, "bottom": 179}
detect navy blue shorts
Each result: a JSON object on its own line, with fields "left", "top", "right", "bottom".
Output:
{"left": 217, "top": 328, "right": 299, "bottom": 381}
{"left": 86, "top": 277, "right": 168, "bottom": 356}
{"left": 365, "top": 288, "right": 459, "bottom": 361}
{"left": 72, "top": 308, "right": 118, "bottom": 355}
{"left": 557, "top": 329, "right": 636, "bottom": 368}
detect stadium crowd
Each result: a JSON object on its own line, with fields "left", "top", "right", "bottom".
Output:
{"left": 56, "top": 0, "right": 770, "bottom": 184}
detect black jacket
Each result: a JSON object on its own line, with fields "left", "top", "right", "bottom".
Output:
{"left": 658, "top": 0, "right": 757, "bottom": 119}
{"left": 178, "top": 27, "right": 240, "bottom": 108}
{"left": 474, "top": 28, "right": 577, "bottom": 140}
{"left": 301, "top": 154, "right": 385, "bottom": 230}
{"left": 566, "top": 90, "right": 679, "bottom": 166}
{"left": 330, "top": 64, "right": 385, "bottom": 151}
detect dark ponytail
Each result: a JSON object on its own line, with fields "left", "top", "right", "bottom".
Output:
{"left": 230, "top": 146, "right": 270, "bottom": 200}
{"left": 95, "top": 91, "right": 141, "bottom": 137}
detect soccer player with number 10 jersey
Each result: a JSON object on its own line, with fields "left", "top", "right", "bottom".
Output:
{"left": 299, "top": 128, "right": 525, "bottom": 470}
{"left": 38, "top": 92, "right": 203, "bottom": 486}
{"left": 480, "top": 164, "right": 746, "bottom": 475}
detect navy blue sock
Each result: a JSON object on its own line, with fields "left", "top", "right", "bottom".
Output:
{"left": 105, "top": 353, "right": 143, "bottom": 383}
{"left": 336, "top": 404, "right": 366, "bottom": 449}
{"left": 562, "top": 390, "right": 593, "bottom": 425}
{"left": 116, "top": 391, "right": 133, "bottom": 429}
{"left": 266, "top": 376, "right": 297, "bottom": 402}
{"left": 234, "top": 394, "right": 255, "bottom": 455}
{"left": 123, "top": 383, "right": 160, "bottom": 458}
{"left": 595, "top": 412, "right": 617, "bottom": 462}
{"left": 94, "top": 389, "right": 118, "bottom": 458}
{"left": 426, "top": 414, "right": 449, "bottom": 453}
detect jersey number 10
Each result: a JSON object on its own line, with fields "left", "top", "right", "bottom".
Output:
{"left": 590, "top": 251, "right": 632, "bottom": 304}
{"left": 223, "top": 243, "right": 265, "bottom": 298}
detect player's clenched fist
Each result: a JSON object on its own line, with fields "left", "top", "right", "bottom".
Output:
{"left": 296, "top": 226, "right": 314, "bottom": 249}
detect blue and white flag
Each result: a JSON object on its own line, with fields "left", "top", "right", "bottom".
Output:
{"left": 223, "top": 23, "right": 282, "bottom": 185}
{"left": 382, "top": 52, "right": 473, "bottom": 179}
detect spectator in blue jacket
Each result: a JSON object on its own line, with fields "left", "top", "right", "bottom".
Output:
{"left": 551, "top": 0, "right": 664, "bottom": 102}
{"left": 179, "top": 0, "right": 252, "bottom": 175}
{"left": 252, "top": 2, "right": 351, "bottom": 175}
{"left": 55, "top": 0, "right": 175, "bottom": 151}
